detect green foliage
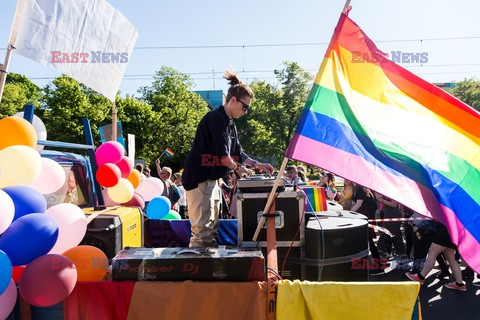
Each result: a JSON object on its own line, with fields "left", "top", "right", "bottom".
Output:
{"left": 41, "top": 75, "right": 110, "bottom": 145}
{"left": 138, "top": 67, "right": 209, "bottom": 170}
{"left": 0, "top": 73, "right": 44, "bottom": 117}
{"left": 237, "top": 61, "right": 313, "bottom": 166}
{"left": 451, "top": 78, "right": 480, "bottom": 112}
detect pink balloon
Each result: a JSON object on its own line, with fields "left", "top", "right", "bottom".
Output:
{"left": 95, "top": 141, "right": 124, "bottom": 167}
{"left": 123, "top": 192, "right": 146, "bottom": 210}
{"left": 115, "top": 156, "right": 133, "bottom": 178}
{"left": 29, "top": 158, "right": 66, "bottom": 194}
{"left": 0, "top": 189, "right": 14, "bottom": 234}
{"left": 46, "top": 203, "right": 87, "bottom": 255}
{"left": 0, "top": 279, "right": 17, "bottom": 319}
{"left": 19, "top": 254, "right": 77, "bottom": 307}
{"left": 135, "top": 177, "right": 164, "bottom": 202}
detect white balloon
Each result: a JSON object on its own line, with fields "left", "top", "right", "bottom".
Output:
{"left": 14, "top": 112, "right": 47, "bottom": 153}
{"left": 0, "top": 189, "right": 15, "bottom": 234}
{"left": 135, "top": 177, "right": 164, "bottom": 202}
{"left": 46, "top": 203, "right": 87, "bottom": 255}
{"left": 29, "top": 158, "right": 66, "bottom": 194}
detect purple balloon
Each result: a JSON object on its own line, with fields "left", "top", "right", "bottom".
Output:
{"left": 3, "top": 186, "right": 47, "bottom": 221}
{"left": 0, "top": 213, "right": 58, "bottom": 266}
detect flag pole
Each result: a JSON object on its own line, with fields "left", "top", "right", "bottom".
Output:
{"left": 111, "top": 101, "right": 117, "bottom": 141}
{"left": 0, "top": 44, "right": 15, "bottom": 103}
{"left": 342, "top": 0, "right": 351, "bottom": 13}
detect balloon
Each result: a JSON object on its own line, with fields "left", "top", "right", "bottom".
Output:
{"left": 115, "top": 156, "right": 133, "bottom": 178}
{"left": 12, "top": 265, "right": 26, "bottom": 282}
{"left": 101, "top": 188, "right": 119, "bottom": 206}
{"left": 107, "top": 178, "right": 134, "bottom": 203}
{"left": 46, "top": 203, "right": 87, "bottom": 255}
{"left": 162, "top": 209, "right": 182, "bottom": 220}
{"left": 0, "top": 116, "right": 37, "bottom": 150}
{"left": 126, "top": 169, "right": 141, "bottom": 188}
{"left": 146, "top": 196, "right": 171, "bottom": 220}
{"left": 0, "top": 250, "right": 12, "bottom": 295}
{"left": 3, "top": 186, "right": 47, "bottom": 221}
{"left": 19, "top": 254, "right": 76, "bottom": 307}
{"left": 123, "top": 192, "right": 146, "bottom": 210}
{"left": 135, "top": 177, "right": 164, "bottom": 202}
{"left": 0, "top": 213, "right": 58, "bottom": 266}
{"left": 0, "top": 279, "right": 17, "bottom": 319}
{"left": 0, "top": 189, "right": 14, "bottom": 234}
{"left": 96, "top": 163, "right": 121, "bottom": 187}
{"left": 95, "top": 141, "right": 125, "bottom": 167}
{"left": 29, "top": 157, "right": 66, "bottom": 194}
{"left": 63, "top": 245, "right": 108, "bottom": 282}
{"left": 0, "top": 145, "right": 42, "bottom": 188}
{"left": 14, "top": 112, "right": 47, "bottom": 153}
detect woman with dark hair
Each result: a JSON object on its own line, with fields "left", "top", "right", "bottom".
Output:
{"left": 182, "top": 70, "right": 274, "bottom": 248}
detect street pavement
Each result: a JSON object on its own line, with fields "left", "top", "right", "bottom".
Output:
{"left": 370, "top": 257, "right": 480, "bottom": 320}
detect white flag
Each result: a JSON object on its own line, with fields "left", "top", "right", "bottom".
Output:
{"left": 9, "top": 0, "right": 138, "bottom": 101}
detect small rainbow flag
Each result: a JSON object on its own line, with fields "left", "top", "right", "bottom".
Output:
{"left": 163, "top": 148, "right": 175, "bottom": 158}
{"left": 298, "top": 181, "right": 318, "bottom": 187}
{"left": 300, "top": 186, "right": 328, "bottom": 213}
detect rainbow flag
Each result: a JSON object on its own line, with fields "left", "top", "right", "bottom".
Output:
{"left": 163, "top": 148, "right": 175, "bottom": 158}
{"left": 285, "top": 12, "right": 480, "bottom": 272}
{"left": 300, "top": 186, "right": 328, "bottom": 213}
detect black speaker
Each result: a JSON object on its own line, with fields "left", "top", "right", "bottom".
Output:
{"left": 259, "top": 246, "right": 304, "bottom": 280}
{"left": 237, "top": 191, "right": 305, "bottom": 243}
{"left": 305, "top": 217, "right": 369, "bottom": 281}
{"left": 80, "top": 215, "right": 123, "bottom": 259}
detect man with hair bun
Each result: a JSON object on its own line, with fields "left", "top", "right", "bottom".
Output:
{"left": 182, "top": 69, "right": 274, "bottom": 248}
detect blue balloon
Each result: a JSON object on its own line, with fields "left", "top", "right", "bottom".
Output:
{"left": 146, "top": 196, "right": 171, "bottom": 220}
{"left": 0, "top": 213, "right": 58, "bottom": 266}
{"left": 3, "top": 186, "right": 47, "bottom": 221}
{"left": 0, "top": 249, "right": 12, "bottom": 295}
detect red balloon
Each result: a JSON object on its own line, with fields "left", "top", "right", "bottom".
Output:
{"left": 96, "top": 163, "right": 121, "bottom": 187}
{"left": 123, "top": 192, "right": 145, "bottom": 209}
{"left": 115, "top": 156, "right": 133, "bottom": 178}
{"left": 12, "top": 265, "right": 26, "bottom": 282}
{"left": 19, "top": 254, "right": 77, "bottom": 307}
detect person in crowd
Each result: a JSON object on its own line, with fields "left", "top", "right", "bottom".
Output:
{"left": 319, "top": 172, "right": 337, "bottom": 200}
{"left": 351, "top": 184, "right": 383, "bottom": 275}
{"left": 375, "top": 192, "right": 406, "bottom": 258}
{"left": 173, "top": 172, "right": 187, "bottom": 218}
{"left": 156, "top": 161, "right": 180, "bottom": 207}
{"left": 227, "top": 170, "right": 243, "bottom": 218}
{"left": 408, "top": 216, "right": 450, "bottom": 278}
{"left": 284, "top": 165, "right": 302, "bottom": 185}
{"left": 182, "top": 70, "right": 274, "bottom": 248}
{"left": 406, "top": 223, "right": 467, "bottom": 291}
{"left": 336, "top": 178, "right": 354, "bottom": 210}
{"left": 143, "top": 167, "right": 151, "bottom": 178}
{"left": 297, "top": 165, "right": 309, "bottom": 182}
{"left": 135, "top": 163, "right": 147, "bottom": 180}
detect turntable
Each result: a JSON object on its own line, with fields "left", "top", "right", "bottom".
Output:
{"left": 237, "top": 175, "right": 285, "bottom": 193}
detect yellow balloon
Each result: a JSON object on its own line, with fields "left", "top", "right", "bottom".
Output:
{"left": 107, "top": 178, "right": 134, "bottom": 203}
{"left": 0, "top": 117, "right": 37, "bottom": 150}
{"left": 0, "top": 145, "right": 42, "bottom": 188}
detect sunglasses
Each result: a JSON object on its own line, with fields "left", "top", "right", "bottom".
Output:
{"left": 237, "top": 99, "right": 251, "bottom": 112}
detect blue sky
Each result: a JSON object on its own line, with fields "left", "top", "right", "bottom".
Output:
{"left": 1, "top": 0, "right": 479, "bottom": 98}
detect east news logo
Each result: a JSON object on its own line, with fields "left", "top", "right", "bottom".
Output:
{"left": 51, "top": 51, "right": 129, "bottom": 63}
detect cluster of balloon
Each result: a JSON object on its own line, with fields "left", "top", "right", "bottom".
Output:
{"left": 0, "top": 116, "right": 103, "bottom": 314}
{"left": 96, "top": 141, "right": 175, "bottom": 216}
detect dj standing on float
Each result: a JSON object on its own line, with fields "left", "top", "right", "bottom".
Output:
{"left": 182, "top": 70, "right": 274, "bottom": 248}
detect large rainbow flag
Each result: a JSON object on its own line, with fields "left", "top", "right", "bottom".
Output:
{"left": 285, "top": 11, "right": 480, "bottom": 272}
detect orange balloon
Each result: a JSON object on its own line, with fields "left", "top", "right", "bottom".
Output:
{"left": 127, "top": 169, "right": 141, "bottom": 188}
{"left": 62, "top": 245, "right": 108, "bottom": 282}
{"left": 0, "top": 117, "right": 37, "bottom": 150}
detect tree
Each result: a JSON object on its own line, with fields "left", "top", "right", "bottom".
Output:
{"left": 451, "top": 78, "right": 480, "bottom": 112}
{"left": 237, "top": 61, "right": 313, "bottom": 166}
{"left": 0, "top": 73, "right": 43, "bottom": 118}
{"left": 42, "top": 75, "right": 110, "bottom": 145}
{"left": 138, "top": 67, "right": 209, "bottom": 170}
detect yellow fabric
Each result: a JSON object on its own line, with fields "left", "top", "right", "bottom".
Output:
{"left": 277, "top": 280, "right": 420, "bottom": 320}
